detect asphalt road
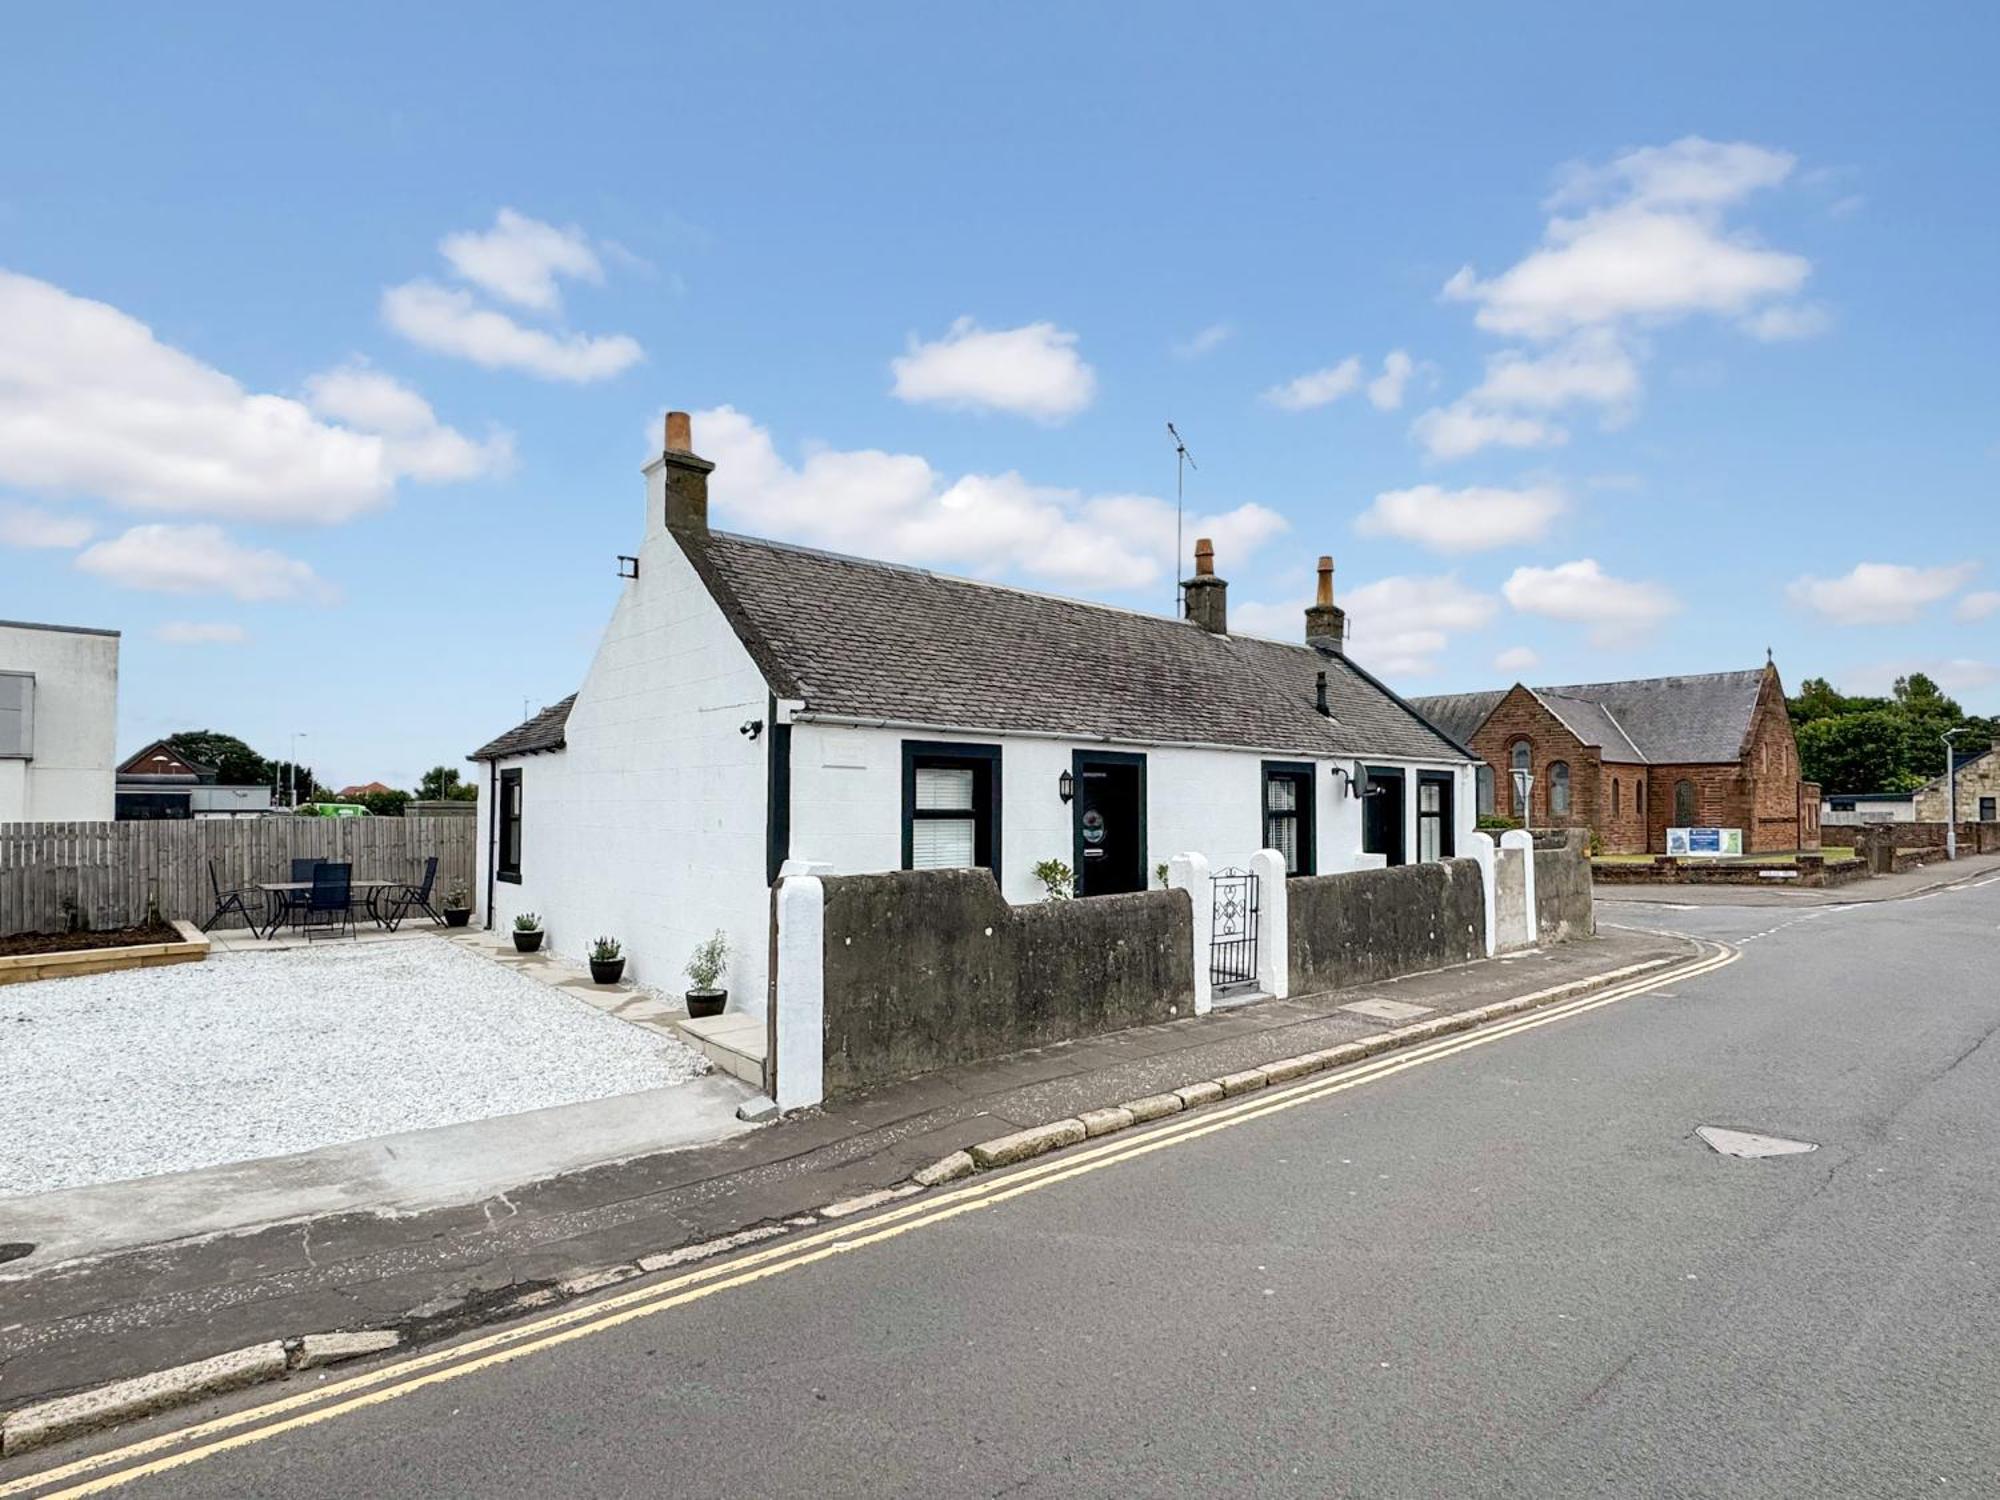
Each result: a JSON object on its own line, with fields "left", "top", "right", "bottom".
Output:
{"left": 31, "top": 872, "right": 2000, "bottom": 1497}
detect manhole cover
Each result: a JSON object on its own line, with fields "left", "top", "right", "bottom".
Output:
{"left": 1697, "top": 1126, "right": 1818, "bottom": 1159}
{"left": 0, "top": 1242, "right": 34, "bottom": 1265}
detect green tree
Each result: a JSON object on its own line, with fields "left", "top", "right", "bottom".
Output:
{"left": 355, "top": 788, "right": 412, "bottom": 817}
{"left": 165, "top": 730, "right": 271, "bottom": 786}
{"left": 417, "top": 765, "right": 479, "bottom": 802}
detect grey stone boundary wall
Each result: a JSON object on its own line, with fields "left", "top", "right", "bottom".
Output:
{"left": 0, "top": 816, "right": 476, "bottom": 938}
{"left": 819, "top": 869, "right": 1195, "bottom": 1097}
{"left": 1287, "top": 857, "right": 1487, "bottom": 997}
{"left": 1852, "top": 822, "right": 2000, "bottom": 873}
{"left": 1535, "top": 845, "right": 1596, "bottom": 942}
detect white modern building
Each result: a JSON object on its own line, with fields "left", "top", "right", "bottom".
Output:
{"left": 1819, "top": 790, "right": 1917, "bottom": 826}
{"left": 0, "top": 619, "right": 120, "bottom": 823}
{"left": 471, "top": 412, "right": 1477, "bottom": 1015}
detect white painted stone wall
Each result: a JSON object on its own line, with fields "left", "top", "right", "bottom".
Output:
{"left": 0, "top": 621, "right": 119, "bottom": 822}
{"left": 786, "top": 720, "right": 1472, "bottom": 904}
{"left": 476, "top": 455, "right": 776, "bottom": 1015}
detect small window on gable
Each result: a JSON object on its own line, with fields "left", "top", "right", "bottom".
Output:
{"left": 1612, "top": 778, "right": 1621, "bottom": 817}
{"left": 1476, "top": 765, "right": 1495, "bottom": 817}
{"left": 0, "top": 672, "right": 33, "bottom": 759}
{"left": 497, "top": 768, "right": 524, "bottom": 883}
{"left": 1508, "top": 740, "right": 1531, "bottom": 816}
{"left": 1549, "top": 761, "right": 1571, "bottom": 816}
{"left": 903, "top": 742, "right": 1001, "bottom": 877}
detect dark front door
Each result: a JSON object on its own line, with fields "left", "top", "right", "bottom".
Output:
{"left": 1418, "top": 771, "right": 1455, "bottom": 861}
{"left": 1362, "top": 767, "right": 1406, "bottom": 867}
{"left": 1073, "top": 751, "right": 1147, "bottom": 896}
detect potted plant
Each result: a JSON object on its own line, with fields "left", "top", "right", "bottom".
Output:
{"left": 684, "top": 930, "right": 729, "bottom": 1017}
{"left": 442, "top": 887, "right": 474, "bottom": 928}
{"left": 589, "top": 935, "right": 625, "bottom": 985}
{"left": 511, "top": 912, "right": 544, "bottom": 953}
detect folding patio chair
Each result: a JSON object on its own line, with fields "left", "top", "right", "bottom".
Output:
{"left": 202, "top": 860, "right": 258, "bottom": 933}
{"left": 271, "top": 857, "right": 319, "bottom": 934}
{"left": 301, "top": 862, "right": 354, "bottom": 941}
{"left": 384, "top": 855, "right": 443, "bottom": 931}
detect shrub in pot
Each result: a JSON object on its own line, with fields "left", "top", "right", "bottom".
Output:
{"left": 443, "top": 887, "right": 474, "bottom": 928}
{"left": 589, "top": 935, "right": 625, "bottom": 985}
{"left": 511, "top": 912, "right": 544, "bottom": 953}
{"left": 684, "top": 929, "right": 729, "bottom": 1017}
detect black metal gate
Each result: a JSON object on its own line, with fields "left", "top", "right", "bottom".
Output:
{"left": 1210, "top": 867, "right": 1260, "bottom": 989}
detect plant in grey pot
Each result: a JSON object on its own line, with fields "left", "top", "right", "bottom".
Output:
{"left": 443, "top": 886, "right": 474, "bottom": 928}
{"left": 511, "top": 912, "right": 544, "bottom": 953}
{"left": 683, "top": 930, "right": 729, "bottom": 1017}
{"left": 589, "top": 935, "right": 625, "bottom": 985}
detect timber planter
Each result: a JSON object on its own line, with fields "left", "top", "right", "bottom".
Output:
{"left": 0, "top": 921, "right": 210, "bottom": 987}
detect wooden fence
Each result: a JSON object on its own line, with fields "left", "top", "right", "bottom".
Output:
{"left": 0, "top": 817, "right": 479, "bottom": 936}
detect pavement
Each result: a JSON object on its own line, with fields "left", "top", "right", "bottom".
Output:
{"left": 0, "top": 926, "right": 1685, "bottom": 1422}
{"left": 7, "top": 865, "right": 1998, "bottom": 1494}
{"left": 1595, "top": 847, "right": 2000, "bottom": 906}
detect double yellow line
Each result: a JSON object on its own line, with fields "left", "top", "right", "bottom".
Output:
{"left": 4, "top": 940, "right": 1737, "bottom": 1499}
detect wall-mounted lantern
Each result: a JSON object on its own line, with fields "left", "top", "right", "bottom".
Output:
{"left": 1058, "top": 769, "right": 1075, "bottom": 804}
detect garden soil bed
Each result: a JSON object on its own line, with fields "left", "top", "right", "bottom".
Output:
{"left": 0, "top": 922, "right": 181, "bottom": 959}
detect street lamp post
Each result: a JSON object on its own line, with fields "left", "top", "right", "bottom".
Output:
{"left": 289, "top": 732, "right": 307, "bottom": 809}
{"left": 1944, "top": 727, "right": 1967, "bottom": 860}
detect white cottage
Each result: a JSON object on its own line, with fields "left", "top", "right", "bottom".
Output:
{"left": 471, "top": 412, "right": 1477, "bottom": 1015}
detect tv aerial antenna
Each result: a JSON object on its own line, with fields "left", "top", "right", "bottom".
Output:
{"left": 1166, "top": 422, "right": 1196, "bottom": 617}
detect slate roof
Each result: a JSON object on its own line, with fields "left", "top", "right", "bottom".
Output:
{"left": 1411, "top": 668, "right": 1771, "bottom": 766}
{"left": 470, "top": 694, "right": 575, "bottom": 761}
{"left": 472, "top": 533, "right": 1470, "bottom": 764}
{"left": 1402, "top": 690, "right": 1506, "bottom": 749}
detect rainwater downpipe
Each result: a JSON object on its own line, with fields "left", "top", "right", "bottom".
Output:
{"left": 483, "top": 759, "right": 498, "bottom": 930}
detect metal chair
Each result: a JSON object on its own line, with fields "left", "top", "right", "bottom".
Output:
{"left": 271, "top": 857, "right": 318, "bottom": 934}
{"left": 301, "top": 862, "right": 353, "bottom": 941}
{"left": 384, "top": 855, "right": 442, "bottom": 931}
{"left": 201, "top": 861, "right": 258, "bottom": 933}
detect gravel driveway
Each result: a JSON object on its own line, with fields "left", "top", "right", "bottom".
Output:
{"left": 0, "top": 937, "right": 709, "bottom": 1197}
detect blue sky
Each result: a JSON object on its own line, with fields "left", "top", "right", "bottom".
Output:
{"left": 3, "top": 4, "right": 1995, "bottom": 789}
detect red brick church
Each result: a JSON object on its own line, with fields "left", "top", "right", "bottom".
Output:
{"left": 1411, "top": 662, "right": 1821, "bottom": 855}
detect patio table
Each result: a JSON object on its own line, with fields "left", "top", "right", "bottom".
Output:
{"left": 256, "top": 880, "right": 400, "bottom": 938}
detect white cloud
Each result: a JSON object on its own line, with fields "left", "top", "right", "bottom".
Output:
{"left": 693, "top": 405, "right": 1284, "bottom": 593}
{"left": 1356, "top": 483, "right": 1566, "bottom": 553}
{"left": 1423, "top": 140, "right": 1812, "bottom": 461}
{"left": 1367, "top": 351, "right": 1416, "bottom": 411}
{"left": 1469, "top": 329, "right": 1641, "bottom": 413}
{"left": 890, "top": 318, "right": 1096, "bottom": 422}
{"left": 1742, "top": 303, "right": 1832, "bottom": 341}
{"left": 1956, "top": 590, "right": 2000, "bottom": 623}
{"left": 1173, "top": 322, "right": 1235, "bottom": 359}
{"left": 1235, "top": 573, "right": 1498, "bottom": 678}
{"left": 438, "top": 209, "right": 602, "bottom": 313}
{"left": 1787, "top": 562, "right": 1980, "bottom": 625}
{"left": 154, "top": 621, "right": 248, "bottom": 645}
{"left": 1503, "top": 558, "right": 1680, "bottom": 645}
{"left": 1495, "top": 645, "right": 1540, "bottom": 674}
{"left": 0, "top": 503, "right": 93, "bottom": 548}
{"left": 75, "top": 524, "right": 334, "bottom": 603}
{"left": 0, "top": 269, "right": 433, "bottom": 522}
{"left": 1549, "top": 138, "right": 1797, "bottom": 212}
{"left": 383, "top": 281, "right": 642, "bottom": 383}
{"left": 1263, "top": 357, "right": 1362, "bottom": 412}
{"left": 303, "top": 364, "right": 512, "bottom": 481}
{"left": 1411, "top": 402, "right": 1567, "bottom": 461}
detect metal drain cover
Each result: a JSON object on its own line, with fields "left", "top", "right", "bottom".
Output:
{"left": 1697, "top": 1126, "right": 1818, "bottom": 1159}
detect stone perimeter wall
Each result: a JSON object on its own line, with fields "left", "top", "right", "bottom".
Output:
{"left": 1287, "top": 858, "right": 1487, "bottom": 997}
{"left": 820, "top": 868, "right": 1195, "bottom": 1097}
{"left": 1534, "top": 833, "right": 1596, "bottom": 942}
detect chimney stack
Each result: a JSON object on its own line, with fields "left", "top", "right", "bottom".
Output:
{"left": 661, "top": 409, "right": 715, "bottom": 538}
{"left": 1183, "top": 537, "right": 1228, "bottom": 634}
{"left": 1304, "top": 554, "right": 1346, "bottom": 654}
